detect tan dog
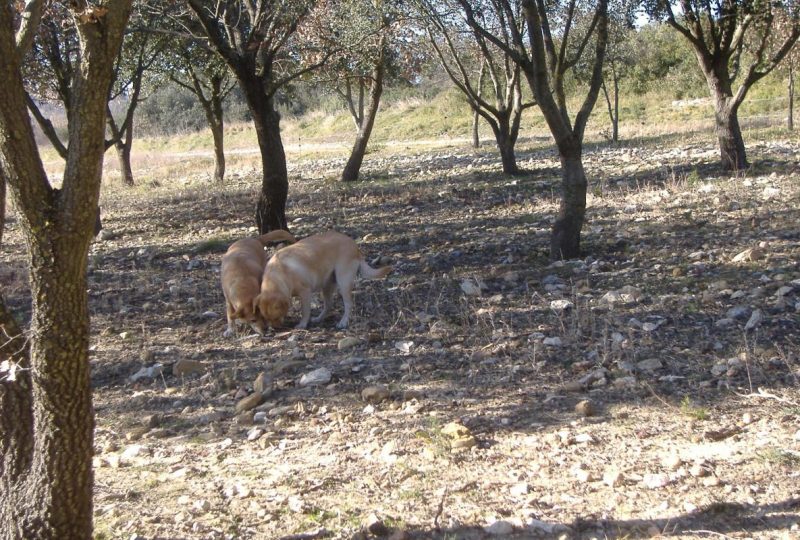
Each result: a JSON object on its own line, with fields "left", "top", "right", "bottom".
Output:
{"left": 254, "top": 230, "right": 391, "bottom": 330}
{"left": 221, "top": 230, "right": 296, "bottom": 337}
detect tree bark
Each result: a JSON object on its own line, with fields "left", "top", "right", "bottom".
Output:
{"left": 342, "top": 44, "right": 385, "bottom": 183}
{"left": 114, "top": 138, "right": 134, "bottom": 185}
{"left": 0, "top": 174, "right": 5, "bottom": 247}
{"left": 551, "top": 143, "right": 587, "bottom": 260}
{"left": 239, "top": 76, "right": 288, "bottom": 231}
{"left": 612, "top": 74, "right": 619, "bottom": 142}
{"left": 210, "top": 120, "right": 226, "bottom": 183}
{"left": 471, "top": 110, "right": 480, "bottom": 148}
{"left": 714, "top": 97, "right": 748, "bottom": 171}
{"left": 490, "top": 116, "right": 519, "bottom": 175}
{"left": 0, "top": 2, "right": 132, "bottom": 537}
{"left": 789, "top": 65, "right": 794, "bottom": 131}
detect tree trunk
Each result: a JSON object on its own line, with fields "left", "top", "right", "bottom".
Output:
{"left": 714, "top": 97, "right": 748, "bottom": 171}
{"left": 342, "top": 47, "right": 385, "bottom": 183}
{"left": 115, "top": 138, "right": 134, "bottom": 186}
{"left": 550, "top": 143, "right": 586, "bottom": 260}
{"left": 612, "top": 75, "right": 619, "bottom": 143}
{"left": 211, "top": 120, "right": 226, "bottom": 183}
{"left": 211, "top": 80, "right": 226, "bottom": 183}
{"left": 0, "top": 175, "right": 5, "bottom": 247}
{"left": 472, "top": 109, "right": 480, "bottom": 148}
{"left": 493, "top": 126, "right": 519, "bottom": 175}
{"left": 0, "top": 2, "right": 131, "bottom": 536}
{"left": 789, "top": 65, "right": 794, "bottom": 131}
{"left": 1, "top": 246, "right": 95, "bottom": 539}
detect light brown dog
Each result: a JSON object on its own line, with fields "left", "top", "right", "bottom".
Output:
{"left": 254, "top": 230, "right": 391, "bottom": 330}
{"left": 221, "top": 230, "right": 296, "bottom": 337}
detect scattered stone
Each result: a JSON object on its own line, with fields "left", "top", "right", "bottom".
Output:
{"left": 726, "top": 305, "right": 751, "bottom": 320}
{"left": 236, "top": 411, "right": 254, "bottom": 425}
{"left": 253, "top": 372, "right": 273, "bottom": 395}
{"left": 460, "top": 279, "right": 482, "bottom": 296}
{"left": 361, "top": 385, "right": 391, "bottom": 404}
{"left": 574, "top": 468, "right": 592, "bottom": 483}
{"left": 642, "top": 473, "right": 670, "bottom": 489}
{"left": 575, "top": 400, "right": 596, "bottom": 417}
{"left": 363, "top": 513, "right": 389, "bottom": 536}
{"left": 235, "top": 393, "right": 264, "bottom": 414}
{"left": 172, "top": 358, "right": 205, "bottom": 377}
{"left": 689, "top": 463, "right": 711, "bottom": 477}
{"left": 603, "top": 468, "right": 623, "bottom": 487}
{"left": 125, "top": 427, "right": 150, "bottom": 441}
{"left": 299, "top": 367, "right": 332, "bottom": 387}
{"left": 550, "top": 299, "right": 573, "bottom": 312}
{"left": 613, "top": 376, "right": 637, "bottom": 388}
{"left": 702, "top": 476, "right": 722, "bottom": 487}
{"left": 441, "top": 422, "right": 477, "bottom": 450}
{"left": 662, "top": 454, "right": 682, "bottom": 471}
{"left": 637, "top": 358, "right": 663, "bottom": 372}
{"left": 509, "top": 482, "right": 529, "bottom": 497}
{"left": 744, "top": 309, "right": 763, "bottom": 331}
{"left": 338, "top": 337, "right": 361, "bottom": 351}
{"left": 129, "top": 363, "right": 164, "bottom": 383}
{"left": 394, "top": 340, "right": 414, "bottom": 354}
{"left": 543, "top": 336, "right": 563, "bottom": 347}
{"left": 731, "top": 247, "right": 765, "bottom": 263}
{"left": 484, "top": 520, "right": 514, "bottom": 536}
{"left": 247, "top": 428, "right": 265, "bottom": 442}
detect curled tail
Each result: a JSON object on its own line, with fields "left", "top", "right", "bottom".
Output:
{"left": 258, "top": 230, "right": 296, "bottom": 245}
{"left": 359, "top": 260, "right": 392, "bottom": 279}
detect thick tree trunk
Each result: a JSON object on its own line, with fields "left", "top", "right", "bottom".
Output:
{"left": 472, "top": 109, "right": 480, "bottom": 148}
{"left": 551, "top": 143, "right": 586, "bottom": 260}
{"left": 237, "top": 73, "right": 288, "bottom": 232}
{"left": 0, "top": 175, "right": 5, "bottom": 247}
{"left": 494, "top": 130, "right": 519, "bottom": 175}
{"left": 714, "top": 97, "right": 748, "bottom": 171}
{"left": 342, "top": 50, "right": 385, "bottom": 183}
{"left": 1, "top": 248, "right": 95, "bottom": 539}
{"left": 0, "top": 1, "right": 131, "bottom": 536}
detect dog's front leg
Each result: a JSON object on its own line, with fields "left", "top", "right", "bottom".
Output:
{"left": 296, "top": 288, "right": 312, "bottom": 329}
{"left": 223, "top": 302, "right": 236, "bottom": 337}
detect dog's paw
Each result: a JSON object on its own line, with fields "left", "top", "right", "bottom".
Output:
{"left": 223, "top": 328, "right": 235, "bottom": 338}
{"left": 335, "top": 319, "right": 349, "bottom": 330}
{"left": 295, "top": 321, "right": 309, "bottom": 330}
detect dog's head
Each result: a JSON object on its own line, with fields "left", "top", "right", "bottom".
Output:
{"left": 253, "top": 292, "right": 290, "bottom": 329}
{"left": 234, "top": 303, "right": 266, "bottom": 334}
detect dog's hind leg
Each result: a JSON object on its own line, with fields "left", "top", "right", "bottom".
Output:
{"left": 312, "top": 275, "right": 336, "bottom": 324}
{"left": 334, "top": 262, "right": 360, "bottom": 329}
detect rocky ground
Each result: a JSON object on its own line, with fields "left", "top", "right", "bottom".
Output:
{"left": 1, "top": 133, "right": 799, "bottom": 540}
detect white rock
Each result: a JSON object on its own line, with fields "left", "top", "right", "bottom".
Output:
{"left": 484, "top": 520, "right": 514, "bottom": 535}
{"left": 543, "top": 336, "right": 563, "bottom": 347}
{"left": 247, "top": 428, "right": 265, "bottom": 442}
{"left": 394, "top": 340, "right": 414, "bottom": 354}
{"left": 509, "top": 482, "right": 529, "bottom": 497}
{"left": 775, "top": 285, "right": 793, "bottom": 297}
{"left": 550, "top": 299, "right": 574, "bottom": 312}
{"left": 299, "top": 367, "right": 332, "bottom": 387}
{"left": 129, "top": 363, "right": 164, "bottom": 383}
{"left": 460, "top": 279, "right": 482, "bottom": 296}
{"left": 642, "top": 473, "right": 670, "bottom": 489}
{"left": 121, "top": 445, "right": 144, "bottom": 460}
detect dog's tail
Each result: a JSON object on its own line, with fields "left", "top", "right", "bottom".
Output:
{"left": 258, "top": 230, "right": 296, "bottom": 245}
{"left": 359, "top": 260, "right": 392, "bottom": 279}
